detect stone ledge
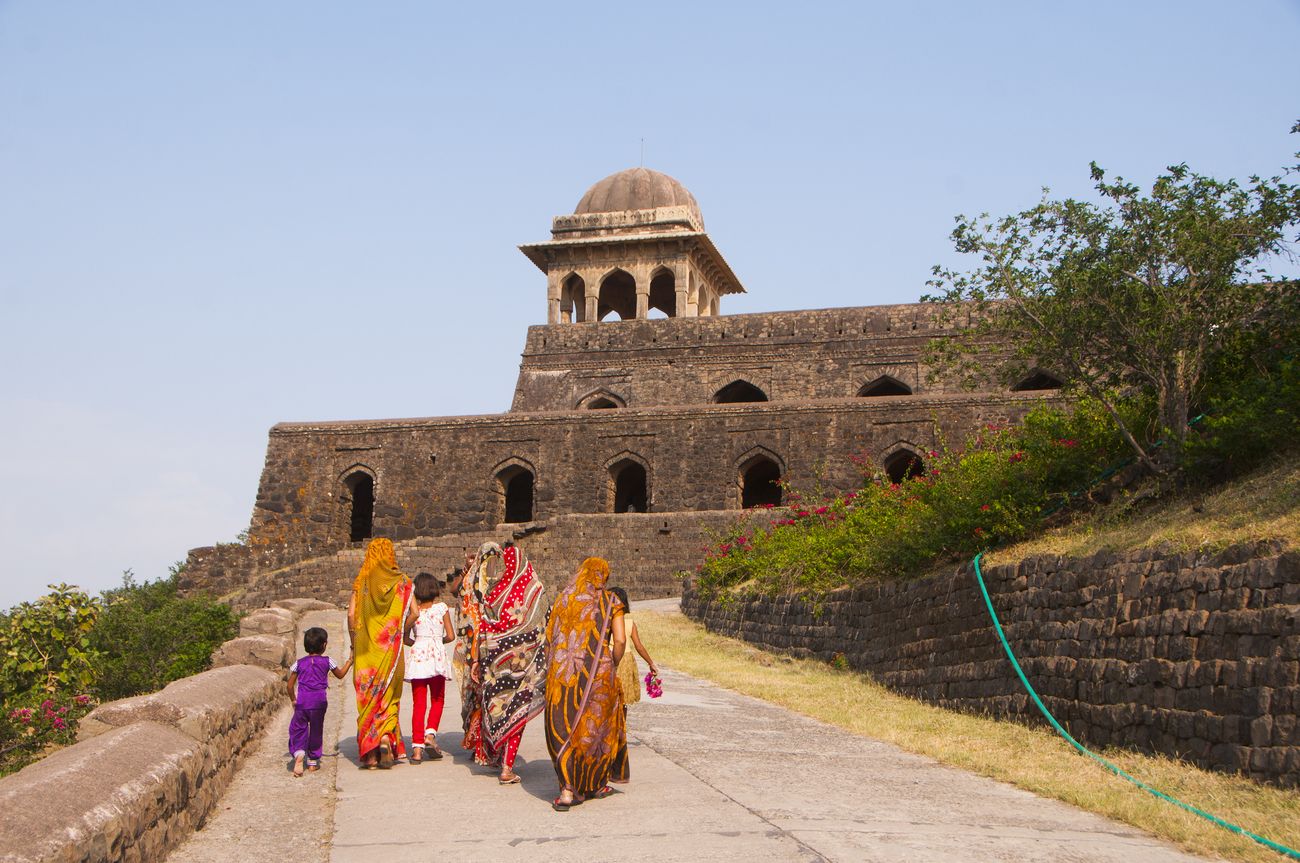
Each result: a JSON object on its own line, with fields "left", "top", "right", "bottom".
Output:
{"left": 0, "top": 721, "right": 204, "bottom": 863}
{"left": 211, "top": 634, "right": 294, "bottom": 671}
{"left": 80, "top": 664, "right": 279, "bottom": 742}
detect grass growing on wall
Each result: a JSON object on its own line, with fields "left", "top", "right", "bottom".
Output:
{"left": 638, "top": 608, "right": 1300, "bottom": 863}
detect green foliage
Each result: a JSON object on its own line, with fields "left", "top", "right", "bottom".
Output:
{"left": 0, "top": 585, "right": 102, "bottom": 699}
{"left": 695, "top": 401, "right": 1136, "bottom": 597}
{"left": 0, "top": 586, "right": 102, "bottom": 776}
{"left": 90, "top": 571, "right": 238, "bottom": 702}
{"left": 925, "top": 139, "right": 1300, "bottom": 475}
{"left": 0, "top": 571, "right": 237, "bottom": 775}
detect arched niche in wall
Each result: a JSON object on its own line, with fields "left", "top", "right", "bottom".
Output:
{"left": 493, "top": 458, "right": 536, "bottom": 524}
{"left": 882, "top": 448, "right": 925, "bottom": 484}
{"left": 858, "top": 375, "right": 913, "bottom": 397}
{"left": 648, "top": 266, "right": 676, "bottom": 319}
{"left": 713, "top": 380, "right": 769, "bottom": 404}
{"left": 576, "top": 388, "right": 627, "bottom": 410}
{"left": 597, "top": 268, "right": 637, "bottom": 321}
{"left": 605, "top": 452, "right": 650, "bottom": 513}
{"left": 340, "top": 466, "right": 376, "bottom": 542}
{"left": 1012, "top": 370, "right": 1064, "bottom": 392}
{"left": 737, "top": 448, "right": 784, "bottom": 508}
{"left": 560, "top": 272, "right": 587, "bottom": 323}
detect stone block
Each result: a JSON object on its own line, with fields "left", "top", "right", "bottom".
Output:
{"left": 80, "top": 664, "right": 279, "bottom": 743}
{"left": 211, "top": 634, "right": 294, "bottom": 670}
{"left": 271, "top": 597, "right": 337, "bottom": 615}
{"left": 0, "top": 721, "right": 203, "bottom": 863}
{"left": 239, "top": 606, "right": 296, "bottom": 636}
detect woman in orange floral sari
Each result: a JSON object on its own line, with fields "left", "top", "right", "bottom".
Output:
{"left": 348, "top": 538, "right": 412, "bottom": 769}
{"left": 543, "top": 557, "right": 627, "bottom": 810}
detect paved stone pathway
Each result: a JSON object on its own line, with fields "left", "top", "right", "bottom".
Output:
{"left": 171, "top": 602, "right": 1211, "bottom": 862}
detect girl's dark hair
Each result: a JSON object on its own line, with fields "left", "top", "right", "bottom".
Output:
{"left": 414, "top": 572, "right": 440, "bottom": 602}
{"left": 610, "top": 586, "right": 631, "bottom": 612}
{"left": 303, "top": 627, "right": 328, "bottom": 655}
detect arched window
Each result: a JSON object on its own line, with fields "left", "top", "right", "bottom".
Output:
{"left": 497, "top": 464, "right": 535, "bottom": 523}
{"left": 740, "top": 456, "right": 783, "bottom": 508}
{"left": 576, "top": 389, "right": 626, "bottom": 410}
{"left": 858, "top": 375, "right": 912, "bottom": 397}
{"left": 648, "top": 268, "right": 676, "bottom": 319}
{"left": 713, "top": 380, "right": 768, "bottom": 404}
{"left": 1013, "top": 370, "right": 1063, "bottom": 391}
{"left": 343, "top": 471, "right": 374, "bottom": 542}
{"left": 598, "top": 269, "right": 637, "bottom": 321}
{"left": 883, "top": 450, "right": 925, "bottom": 484}
{"left": 561, "top": 273, "right": 586, "bottom": 323}
{"left": 609, "top": 459, "right": 648, "bottom": 513}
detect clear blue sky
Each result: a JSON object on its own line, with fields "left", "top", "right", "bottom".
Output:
{"left": 2, "top": 1, "right": 1297, "bottom": 608}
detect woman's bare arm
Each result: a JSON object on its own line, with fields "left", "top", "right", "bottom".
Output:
{"left": 441, "top": 610, "right": 456, "bottom": 644}
{"left": 629, "top": 621, "right": 657, "bottom": 673}
{"left": 611, "top": 614, "right": 627, "bottom": 667}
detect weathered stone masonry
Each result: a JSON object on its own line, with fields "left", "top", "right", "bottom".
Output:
{"left": 682, "top": 542, "right": 1300, "bottom": 786}
{"left": 180, "top": 166, "right": 1057, "bottom": 608}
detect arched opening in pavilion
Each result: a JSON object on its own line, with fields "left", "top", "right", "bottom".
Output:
{"left": 648, "top": 268, "right": 676, "bottom": 319}
{"left": 597, "top": 269, "right": 637, "bottom": 321}
{"left": 561, "top": 273, "right": 587, "bottom": 323}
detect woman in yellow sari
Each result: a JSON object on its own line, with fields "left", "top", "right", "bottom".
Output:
{"left": 348, "top": 538, "right": 413, "bottom": 769}
{"left": 543, "top": 557, "right": 627, "bottom": 810}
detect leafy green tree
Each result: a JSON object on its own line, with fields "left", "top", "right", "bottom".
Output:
{"left": 925, "top": 137, "right": 1300, "bottom": 475}
{"left": 90, "top": 569, "right": 238, "bottom": 701}
{"left": 0, "top": 585, "right": 101, "bottom": 700}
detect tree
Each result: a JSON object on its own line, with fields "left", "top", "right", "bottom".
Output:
{"left": 925, "top": 137, "right": 1300, "bottom": 475}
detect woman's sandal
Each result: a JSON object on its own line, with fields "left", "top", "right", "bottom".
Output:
{"left": 411, "top": 747, "right": 424, "bottom": 764}
{"left": 498, "top": 771, "right": 521, "bottom": 785}
{"left": 428, "top": 745, "right": 444, "bottom": 760}
{"left": 551, "top": 793, "right": 583, "bottom": 811}
{"left": 292, "top": 755, "right": 305, "bottom": 778}
{"left": 377, "top": 742, "right": 394, "bottom": 770}
{"left": 590, "top": 785, "right": 616, "bottom": 799}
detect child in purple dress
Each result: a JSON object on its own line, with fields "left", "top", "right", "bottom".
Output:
{"left": 287, "top": 626, "right": 353, "bottom": 777}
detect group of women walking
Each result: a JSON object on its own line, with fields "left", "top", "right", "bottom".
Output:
{"left": 346, "top": 537, "right": 656, "bottom": 810}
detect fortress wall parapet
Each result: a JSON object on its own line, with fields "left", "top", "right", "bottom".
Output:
{"left": 683, "top": 542, "right": 1300, "bottom": 786}
{"left": 0, "top": 600, "right": 333, "bottom": 863}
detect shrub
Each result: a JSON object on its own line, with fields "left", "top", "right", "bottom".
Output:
{"left": 695, "top": 400, "right": 1137, "bottom": 597}
{"left": 90, "top": 570, "right": 238, "bottom": 702}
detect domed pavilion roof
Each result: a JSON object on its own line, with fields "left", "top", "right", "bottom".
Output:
{"left": 574, "top": 167, "right": 702, "bottom": 226}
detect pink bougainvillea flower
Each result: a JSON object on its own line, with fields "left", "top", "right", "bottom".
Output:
{"left": 1009, "top": 451, "right": 1025, "bottom": 463}
{"left": 980, "top": 504, "right": 991, "bottom": 512}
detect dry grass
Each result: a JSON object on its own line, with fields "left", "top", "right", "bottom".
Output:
{"left": 985, "top": 460, "right": 1300, "bottom": 567}
{"left": 638, "top": 609, "right": 1300, "bottom": 863}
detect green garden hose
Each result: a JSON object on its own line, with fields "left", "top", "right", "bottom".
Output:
{"left": 971, "top": 551, "right": 1299, "bottom": 860}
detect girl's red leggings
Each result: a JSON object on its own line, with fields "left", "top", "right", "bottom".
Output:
{"left": 410, "top": 676, "right": 446, "bottom": 743}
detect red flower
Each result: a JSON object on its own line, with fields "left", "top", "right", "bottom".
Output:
{"left": 1009, "top": 451, "right": 1025, "bottom": 463}
{"left": 980, "top": 504, "right": 991, "bottom": 512}
{"left": 814, "top": 506, "right": 829, "bottom": 515}
{"left": 928, "top": 450, "right": 939, "bottom": 458}
{"left": 974, "top": 527, "right": 985, "bottom": 537}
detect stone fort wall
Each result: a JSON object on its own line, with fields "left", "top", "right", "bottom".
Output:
{"left": 682, "top": 542, "right": 1300, "bottom": 786}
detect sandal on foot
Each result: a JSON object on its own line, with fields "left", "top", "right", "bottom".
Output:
{"left": 551, "top": 796, "right": 572, "bottom": 812}
{"left": 377, "top": 743, "right": 394, "bottom": 770}
{"left": 411, "top": 746, "right": 424, "bottom": 764}
{"left": 428, "top": 745, "right": 444, "bottom": 760}
{"left": 292, "top": 755, "right": 305, "bottom": 777}
{"left": 498, "top": 772, "right": 521, "bottom": 785}
{"left": 590, "top": 785, "right": 616, "bottom": 799}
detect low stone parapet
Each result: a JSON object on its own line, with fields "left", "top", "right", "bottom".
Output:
{"left": 0, "top": 598, "right": 338, "bottom": 862}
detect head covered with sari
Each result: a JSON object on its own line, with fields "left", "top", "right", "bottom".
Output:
{"left": 458, "top": 541, "right": 549, "bottom": 765}
{"left": 544, "top": 557, "right": 628, "bottom": 795}
{"left": 351, "top": 537, "right": 412, "bottom": 760}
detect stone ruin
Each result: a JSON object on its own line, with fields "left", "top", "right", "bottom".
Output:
{"left": 180, "top": 167, "right": 1061, "bottom": 608}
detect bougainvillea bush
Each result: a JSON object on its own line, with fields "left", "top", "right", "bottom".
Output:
{"left": 694, "top": 400, "right": 1138, "bottom": 598}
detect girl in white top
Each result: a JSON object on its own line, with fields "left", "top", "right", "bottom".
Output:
{"left": 403, "top": 572, "right": 456, "bottom": 762}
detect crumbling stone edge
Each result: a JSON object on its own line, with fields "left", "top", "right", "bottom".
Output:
{"left": 682, "top": 541, "right": 1299, "bottom": 787}
{"left": 0, "top": 597, "right": 337, "bottom": 863}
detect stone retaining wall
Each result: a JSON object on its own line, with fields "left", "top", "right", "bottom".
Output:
{"left": 0, "top": 598, "right": 334, "bottom": 863}
{"left": 682, "top": 542, "right": 1300, "bottom": 786}
{"left": 185, "top": 510, "right": 760, "bottom": 612}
